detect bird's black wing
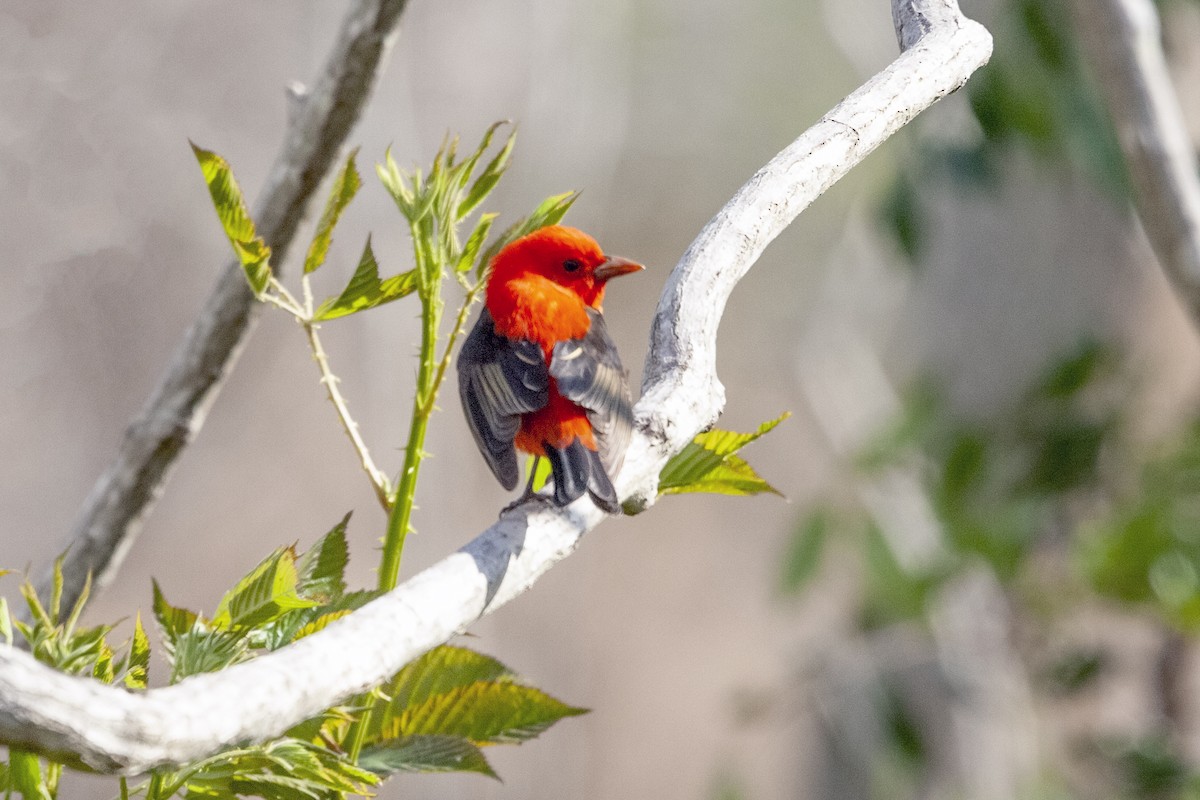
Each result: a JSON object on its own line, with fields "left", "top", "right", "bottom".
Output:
{"left": 457, "top": 308, "right": 549, "bottom": 490}
{"left": 550, "top": 308, "right": 634, "bottom": 481}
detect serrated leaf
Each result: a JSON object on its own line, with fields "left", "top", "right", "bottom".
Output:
{"left": 124, "top": 613, "right": 150, "bottom": 689}
{"left": 291, "top": 609, "right": 353, "bottom": 641}
{"left": 379, "top": 646, "right": 514, "bottom": 721}
{"left": 92, "top": 639, "right": 116, "bottom": 683}
{"left": 391, "top": 680, "right": 587, "bottom": 744}
{"left": 314, "top": 237, "right": 418, "bottom": 320}
{"left": 455, "top": 212, "right": 498, "bottom": 274}
{"left": 296, "top": 513, "right": 351, "bottom": 601}
{"left": 182, "top": 739, "right": 375, "bottom": 800}
{"left": 212, "top": 547, "right": 318, "bottom": 630}
{"left": 359, "top": 735, "right": 498, "bottom": 779}
{"left": 171, "top": 627, "right": 250, "bottom": 683}
{"left": 304, "top": 148, "right": 362, "bottom": 274}
{"left": 191, "top": 142, "right": 272, "bottom": 296}
{"left": 152, "top": 580, "right": 199, "bottom": 645}
{"left": 457, "top": 128, "right": 516, "bottom": 221}
{"left": 659, "top": 413, "right": 789, "bottom": 496}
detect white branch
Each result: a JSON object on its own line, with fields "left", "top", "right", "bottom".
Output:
{"left": 1072, "top": 0, "right": 1200, "bottom": 312}
{"left": 0, "top": 0, "right": 991, "bottom": 776}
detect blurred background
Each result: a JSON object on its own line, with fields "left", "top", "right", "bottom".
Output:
{"left": 3, "top": 0, "right": 1200, "bottom": 797}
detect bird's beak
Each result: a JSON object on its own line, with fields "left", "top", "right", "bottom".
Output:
{"left": 594, "top": 256, "right": 644, "bottom": 282}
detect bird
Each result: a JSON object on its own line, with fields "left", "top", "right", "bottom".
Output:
{"left": 457, "top": 225, "right": 643, "bottom": 513}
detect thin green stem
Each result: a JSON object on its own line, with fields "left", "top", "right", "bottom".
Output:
{"left": 146, "top": 773, "right": 165, "bottom": 800}
{"left": 427, "top": 280, "right": 484, "bottom": 408}
{"left": 378, "top": 283, "right": 441, "bottom": 591}
{"left": 304, "top": 321, "right": 392, "bottom": 510}
{"left": 118, "top": 778, "right": 130, "bottom": 800}
{"left": 345, "top": 706, "right": 373, "bottom": 763}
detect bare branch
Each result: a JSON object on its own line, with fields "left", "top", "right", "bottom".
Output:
{"left": 0, "top": 0, "right": 992, "bottom": 777}
{"left": 1072, "top": 0, "right": 1200, "bottom": 313}
{"left": 36, "top": 0, "right": 411, "bottom": 615}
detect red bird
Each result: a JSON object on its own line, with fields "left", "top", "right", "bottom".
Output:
{"left": 457, "top": 225, "right": 643, "bottom": 512}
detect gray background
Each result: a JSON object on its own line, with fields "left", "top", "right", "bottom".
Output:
{"left": 2, "top": 1, "right": 1198, "bottom": 798}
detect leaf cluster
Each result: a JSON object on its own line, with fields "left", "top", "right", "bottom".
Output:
{"left": 0, "top": 562, "right": 150, "bottom": 798}
{"left": 0, "top": 515, "right": 585, "bottom": 799}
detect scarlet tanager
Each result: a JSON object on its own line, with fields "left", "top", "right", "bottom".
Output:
{"left": 457, "top": 225, "right": 643, "bottom": 512}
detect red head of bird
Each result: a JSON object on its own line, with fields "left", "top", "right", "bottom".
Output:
{"left": 487, "top": 225, "right": 643, "bottom": 313}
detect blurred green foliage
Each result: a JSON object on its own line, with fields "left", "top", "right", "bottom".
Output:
{"left": 880, "top": 0, "right": 1128, "bottom": 263}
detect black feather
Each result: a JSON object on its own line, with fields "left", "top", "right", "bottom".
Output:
{"left": 551, "top": 309, "right": 634, "bottom": 480}
{"left": 457, "top": 309, "right": 549, "bottom": 490}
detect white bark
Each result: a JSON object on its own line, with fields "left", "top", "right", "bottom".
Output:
{"left": 1072, "top": 0, "right": 1200, "bottom": 312}
{"left": 0, "top": 0, "right": 992, "bottom": 776}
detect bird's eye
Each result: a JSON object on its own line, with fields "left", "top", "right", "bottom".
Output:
{"left": 562, "top": 259, "right": 582, "bottom": 273}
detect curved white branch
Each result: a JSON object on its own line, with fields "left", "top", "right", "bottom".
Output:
{"left": 0, "top": 0, "right": 991, "bottom": 776}
{"left": 1072, "top": 0, "right": 1200, "bottom": 311}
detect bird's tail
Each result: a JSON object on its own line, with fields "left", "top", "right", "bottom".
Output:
{"left": 544, "top": 437, "right": 621, "bottom": 513}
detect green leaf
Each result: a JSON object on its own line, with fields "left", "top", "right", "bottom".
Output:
{"left": 455, "top": 212, "right": 498, "bottom": 274}
{"left": 49, "top": 553, "right": 65, "bottom": 623}
{"left": 63, "top": 570, "right": 93, "bottom": 638}
{"left": 19, "top": 579, "right": 52, "bottom": 630}
{"left": 304, "top": 148, "right": 362, "bottom": 274}
{"left": 0, "top": 596, "right": 11, "bottom": 647}
{"left": 780, "top": 509, "right": 831, "bottom": 595}
{"left": 10, "top": 751, "right": 50, "bottom": 800}
{"left": 376, "top": 147, "right": 414, "bottom": 216}
{"left": 457, "top": 127, "right": 516, "bottom": 221}
{"left": 181, "top": 739, "right": 375, "bottom": 800}
{"left": 211, "top": 547, "right": 318, "bottom": 630}
{"left": 124, "top": 613, "right": 150, "bottom": 690}
{"left": 659, "top": 413, "right": 789, "bottom": 496}
{"left": 292, "top": 609, "right": 353, "bottom": 640}
{"left": 170, "top": 627, "right": 250, "bottom": 683}
{"left": 525, "top": 455, "right": 553, "bottom": 493}
{"left": 92, "top": 640, "right": 116, "bottom": 683}
{"left": 152, "top": 580, "right": 199, "bottom": 645}
{"left": 191, "top": 142, "right": 272, "bottom": 296}
{"left": 260, "top": 590, "right": 380, "bottom": 651}
{"left": 296, "top": 513, "right": 351, "bottom": 601}
{"left": 393, "top": 681, "right": 587, "bottom": 744}
{"left": 359, "top": 735, "right": 497, "bottom": 779}
{"left": 382, "top": 645, "right": 514, "bottom": 714}
{"left": 313, "top": 237, "right": 418, "bottom": 320}
{"left": 454, "top": 121, "right": 508, "bottom": 189}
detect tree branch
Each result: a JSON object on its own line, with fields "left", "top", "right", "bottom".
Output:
{"left": 34, "top": 0, "right": 411, "bottom": 618}
{"left": 0, "top": 0, "right": 991, "bottom": 776}
{"left": 1071, "top": 0, "right": 1200, "bottom": 314}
